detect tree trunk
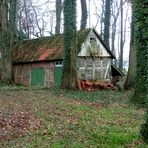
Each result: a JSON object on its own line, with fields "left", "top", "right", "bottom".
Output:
{"left": 133, "top": 0, "right": 147, "bottom": 106}
{"left": 135, "top": 0, "right": 148, "bottom": 142}
{"left": 1, "top": 0, "right": 12, "bottom": 82}
{"left": 9, "top": 0, "right": 17, "bottom": 77}
{"left": 100, "top": 0, "right": 105, "bottom": 38}
{"left": 0, "top": 0, "right": 17, "bottom": 83}
{"left": 124, "top": 13, "right": 136, "bottom": 90}
{"left": 62, "top": 0, "right": 77, "bottom": 90}
{"left": 119, "top": 0, "right": 123, "bottom": 70}
{"left": 0, "top": 0, "right": 2, "bottom": 80}
{"left": 55, "top": 0, "right": 62, "bottom": 34}
{"left": 104, "top": 0, "right": 111, "bottom": 49}
{"left": 80, "top": 0, "right": 87, "bottom": 29}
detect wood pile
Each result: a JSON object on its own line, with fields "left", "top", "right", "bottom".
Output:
{"left": 78, "top": 80, "right": 116, "bottom": 91}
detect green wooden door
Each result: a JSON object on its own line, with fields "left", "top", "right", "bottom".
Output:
{"left": 31, "top": 68, "right": 44, "bottom": 86}
{"left": 55, "top": 67, "right": 63, "bottom": 85}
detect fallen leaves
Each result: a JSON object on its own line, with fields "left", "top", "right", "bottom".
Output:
{"left": 0, "top": 111, "right": 44, "bottom": 142}
{"left": 0, "top": 89, "right": 146, "bottom": 147}
{"left": 0, "top": 111, "right": 31, "bottom": 141}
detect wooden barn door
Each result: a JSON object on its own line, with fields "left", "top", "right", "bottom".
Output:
{"left": 31, "top": 68, "right": 44, "bottom": 86}
{"left": 55, "top": 67, "right": 63, "bottom": 85}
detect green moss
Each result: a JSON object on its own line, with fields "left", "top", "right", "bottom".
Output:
{"left": 133, "top": 0, "right": 148, "bottom": 144}
{"left": 13, "top": 29, "right": 91, "bottom": 63}
{"left": 133, "top": 0, "right": 148, "bottom": 106}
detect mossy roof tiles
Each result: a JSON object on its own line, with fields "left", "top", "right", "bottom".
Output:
{"left": 13, "top": 28, "right": 114, "bottom": 63}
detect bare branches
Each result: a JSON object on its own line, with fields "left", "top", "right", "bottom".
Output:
{"left": 16, "top": 0, "right": 57, "bottom": 38}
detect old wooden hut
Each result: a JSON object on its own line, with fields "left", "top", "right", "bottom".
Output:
{"left": 13, "top": 28, "right": 124, "bottom": 87}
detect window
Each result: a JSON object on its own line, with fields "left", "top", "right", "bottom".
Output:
{"left": 55, "top": 61, "right": 63, "bottom": 67}
{"left": 90, "top": 38, "right": 99, "bottom": 55}
{"left": 90, "top": 38, "right": 96, "bottom": 42}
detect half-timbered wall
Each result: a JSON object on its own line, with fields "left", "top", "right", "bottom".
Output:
{"left": 77, "top": 30, "right": 112, "bottom": 81}
{"left": 78, "top": 57, "right": 111, "bottom": 81}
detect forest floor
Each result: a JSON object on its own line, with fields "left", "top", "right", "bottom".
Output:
{"left": 0, "top": 85, "right": 147, "bottom": 148}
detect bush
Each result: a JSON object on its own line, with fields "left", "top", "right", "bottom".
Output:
{"left": 140, "top": 110, "right": 148, "bottom": 144}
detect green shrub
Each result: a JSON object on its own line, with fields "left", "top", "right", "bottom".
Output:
{"left": 140, "top": 110, "right": 148, "bottom": 143}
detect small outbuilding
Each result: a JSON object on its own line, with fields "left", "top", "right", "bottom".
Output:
{"left": 13, "top": 28, "right": 124, "bottom": 87}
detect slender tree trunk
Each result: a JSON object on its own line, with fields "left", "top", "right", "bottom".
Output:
{"left": 0, "top": 0, "right": 2, "bottom": 80}
{"left": 104, "top": 0, "right": 111, "bottom": 49}
{"left": 124, "top": 12, "right": 136, "bottom": 89}
{"left": 80, "top": 0, "right": 87, "bottom": 29}
{"left": 100, "top": 0, "right": 105, "bottom": 38}
{"left": 111, "top": 16, "right": 117, "bottom": 65}
{"left": 119, "top": 0, "right": 123, "bottom": 70}
{"left": 9, "top": 0, "right": 17, "bottom": 73}
{"left": 55, "top": 0, "right": 62, "bottom": 34}
{"left": 62, "top": 0, "right": 77, "bottom": 90}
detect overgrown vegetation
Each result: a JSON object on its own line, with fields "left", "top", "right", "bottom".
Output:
{"left": 0, "top": 87, "right": 147, "bottom": 147}
{"left": 133, "top": 0, "right": 148, "bottom": 143}
{"left": 133, "top": 0, "right": 147, "bottom": 106}
{"left": 62, "top": 0, "right": 77, "bottom": 89}
{"left": 140, "top": 110, "right": 148, "bottom": 144}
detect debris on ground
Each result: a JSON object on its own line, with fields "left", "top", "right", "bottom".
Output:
{"left": 78, "top": 80, "right": 117, "bottom": 91}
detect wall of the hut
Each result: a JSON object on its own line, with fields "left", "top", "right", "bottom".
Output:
{"left": 78, "top": 31, "right": 111, "bottom": 57}
{"left": 77, "top": 57, "right": 111, "bottom": 81}
{"left": 13, "top": 62, "right": 55, "bottom": 87}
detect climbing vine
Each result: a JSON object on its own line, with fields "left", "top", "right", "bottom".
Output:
{"left": 62, "top": 0, "right": 77, "bottom": 89}
{"left": 133, "top": 0, "right": 148, "bottom": 143}
{"left": 133, "top": 0, "right": 148, "bottom": 106}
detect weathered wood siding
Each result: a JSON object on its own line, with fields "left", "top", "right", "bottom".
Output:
{"left": 78, "top": 30, "right": 111, "bottom": 57}
{"left": 13, "top": 62, "right": 55, "bottom": 87}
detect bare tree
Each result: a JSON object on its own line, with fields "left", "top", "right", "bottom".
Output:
{"left": 111, "top": 1, "right": 121, "bottom": 56}
{"left": 124, "top": 0, "right": 136, "bottom": 89}
{"left": 80, "top": 0, "right": 87, "bottom": 29}
{"left": 16, "top": 0, "right": 55, "bottom": 38}
{"left": 104, "top": 0, "right": 111, "bottom": 48}
{"left": 55, "top": 0, "right": 63, "bottom": 34}
{"left": 119, "top": 0, "right": 123, "bottom": 70}
{"left": 110, "top": 0, "right": 129, "bottom": 67}
{"left": 92, "top": 0, "right": 105, "bottom": 38}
